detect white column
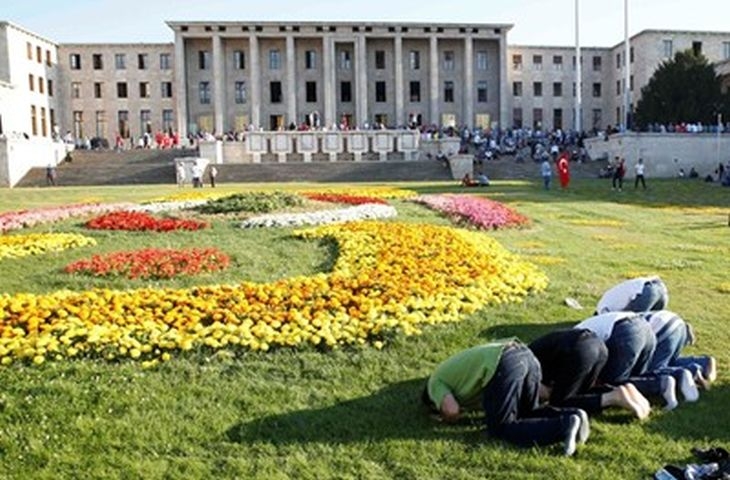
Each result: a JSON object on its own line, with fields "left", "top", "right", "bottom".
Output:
{"left": 249, "top": 36, "right": 261, "bottom": 129}
{"left": 429, "top": 36, "right": 439, "bottom": 126}
{"left": 323, "top": 35, "right": 336, "bottom": 128}
{"left": 575, "top": 0, "right": 583, "bottom": 132}
{"left": 394, "top": 35, "right": 404, "bottom": 127}
{"left": 173, "top": 31, "right": 188, "bottom": 138}
{"left": 463, "top": 36, "right": 474, "bottom": 128}
{"left": 286, "top": 35, "right": 297, "bottom": 126}
{"left": 355, "top": 35, "right": 368, "bottom": 127}
{"left": 212, "top": 34, "right": 225, "bottom": 135}
{"left": 498, "top": 33, "right": 509, "bottom": 129}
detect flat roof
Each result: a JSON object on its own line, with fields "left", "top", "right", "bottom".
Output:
{"left": 0, "top": 20, "right": 57, "bottom": 46}
{"left": 166, "top": 20, "right": 514, "bottom": 31}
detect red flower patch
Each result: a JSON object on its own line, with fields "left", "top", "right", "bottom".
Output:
{"left": 65, "top": 247, "right": 230, "bottom": 279}
{"left": 85, "top": 211, "right": 208, "bottom": 232}
{"left": 303, "top": 193, "right": 388, "bottom": 205}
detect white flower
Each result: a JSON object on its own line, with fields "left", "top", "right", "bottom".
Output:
{"left": 240, "top": 204, "right": 397, "bottom": 228}
{"left": 130, "top": 200, "right": 208, "bottom": 213}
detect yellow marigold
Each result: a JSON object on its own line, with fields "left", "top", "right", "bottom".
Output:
{"left": 0, "top": 233, "right": 96, "bottom": 260}
{"left": 297, "top": 187, "right": 417, "bottom": 199}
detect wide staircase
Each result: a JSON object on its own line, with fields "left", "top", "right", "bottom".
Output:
{"left": 478, "top": 155, "right": 607, "bottom": 180}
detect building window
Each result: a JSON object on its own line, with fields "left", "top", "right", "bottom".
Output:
{"left": 553, "top": 108, "right": 563, "bottom": 130}
{"left": 375, "top": 81, "right": 386, "bottom": 102}
{"left": 512, "top": 54, "right": 523, "bottom": 70}
{"left": 592, "top": 82, "right": 602, "bottom": 98}
{"left": 630, "top": 47, "right": 634, "bottom": 63}
{"left": 340, "top": 50, "right": 351, "bottom": 70}
{"left": 553, "top": 55, "right": 563, "bottom": 70}
{"left": 513, "top": 81, "right": 522, "bottom": 97}
{"left": 30, "top": 106, "right": 37, "bottom": 136}
{"left": 477, "top": 51, "right": 488, "bottom": 70}
{"left": 70, "top": 53, "right": 81, "bottom": 70}
{"left": 26, "top": 42, "right": 32, "bottom": 60}
{"left": 444, "top": 81, "right": 454, "bottom": 103}
{"left": 305, "top": 50, "right": 317, "bottom": 69}
{"left": 553, "top": 82, "right": 563, "bottom": 97}
{"left": 270, "top": 81, "right": 282, "bottom": 103}
{"left": 306, "top": 81, "right": 317, "bottom": 102}
{"left": 139, "top": 82, "right": 150, "bottom": 98}
{"left": 37, "top": 77, "right": 44, "bottom": 94}
{"left": 162, "top": 109, "right": 174, "bottom": 132}
{"left": 117, "top": 110, "right": 129, "bottom": 138}
{"left": 593, "top": 56, "right": 602, "bottom": 71}
{"left": 93, "top": 54, "right": 103, "bottom": 70}
{"left": 533, "top": 81, "right": 543, "bottom": 97}
{"left": 95, "top": 110, "right": 107, "bottom": 138}
{"left": 269, "top": 49, "right": 281, "bottom": 70}
{"left": 663, "top": 39, "right": 673, "bottom": 58}
{"left": 28, "top": 74, "right": 34, "bottom": 92}
{"left": 477, "top": 81, "right": 488, "bottom": 103}
{"left": 73, "top": 111, "right": 83, "bottom": 138}
{"left": 40, "top": 107, "right": 48, "bottom": 136}
{"left": 616, "top": 52, "right": 621, "bottom": 69}
{"left": 533, "top": 108, "right": 543, "bottom": 129}
{"left": 443, "top": 51, "right": 455, "bottom": 70}
{"left": 115, "top": 53, "right": 126, "bottom": 70}
{"left": 199, "top": 50, "right": 211, "bottom": 70}
{"left": 47, "top": 79, "right": 53, "bottom": 97}
{"left": 616, "top": 80, "right": 621, "bottom": 96}
{"left": 199, "top": 81, "right": 211, "bottom": 104}
{"left": 341, "top": 81, "right": 352, "bottom": 102}
{"left": 573, "top": 82, "right": 577, "bottom": 97}
{"left": 592, "top": 109, "right": 602, "bottom": 129}
{"left": 630, "top": 75, "right": 634, "bottom": 91}
{"left": 94, "top": 82, "right": 103, "bottom": 98}
{"left": 116, "top": 82, "right": 128, "bottom": 98}
{"left": 533, "top": 55, "right": 542, "bottom": 70}
{"left": 692, "top": 41, "right": 703, "bottom": 56}
{"left": 513, "top": 108, "right": 523, "bottom": 128}
{"left": 234, "top": 50, "right": 245, "bottom": 69}
{"left": 160, "top": 53, "right": 171, "bottom": 70}
{"left": 50, "top": 109, "right": 55, "bottom": 131}
{"left": 36, "top": 46, "right": 42, "bottom": 63}
{"left": 409, "top": 81, "right": 421, "bottom": 102}
{"left": 45, "top": 50, "right": 52, "bottom": 66}
{"left": 161, "top": 82, "right": 173, "bottom": 98}
{"left": 375, "top": 50, "right": 385, "bottom": 69}
{"left": 71, "top": 82, "right": 81, "bottom": 98}
{"left": 410, "top": 50, "right": 420, "bottom": 70}
{"left": 138, "top": 53, "right": 148, "bottom": 70}
{"left": 140, "top": 110, "right": 152, "bottom": 135}
{"left": 724, "top": 42, "right": 730, "bottom": 60}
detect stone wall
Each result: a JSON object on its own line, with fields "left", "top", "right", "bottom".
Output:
{"left": 0, "top": 137, "right": 68, "bottom": 187}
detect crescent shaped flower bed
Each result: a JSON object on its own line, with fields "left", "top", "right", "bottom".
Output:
{"left": 85, "top": 211, "right": 209, "bottom": 232}
{"left": 412, "top": 194, "right": 530, "bottom": 229}
{"left": 64, "top": 247, "right": 230, "bottom": 280}
{"left": 0, "top": 203, "right": 136, "bottom": 233}
{"left": 0, "top": 222, "right": 546, "bottom": 365}
{"left": 0, "top": 233, "right": 97, "bottom": 260}
{"left": 240, "top": 204, "right": 397, "bottom": 228}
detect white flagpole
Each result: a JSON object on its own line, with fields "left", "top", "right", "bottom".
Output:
{"left": 575, "top": 0, "right": 582, "bottom": 132}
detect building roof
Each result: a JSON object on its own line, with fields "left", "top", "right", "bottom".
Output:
{"left": 166, "top": 20, "right": 514, "bottom": 32}
{"left": 0, "top": 20, "right": 58, "bottom": 46}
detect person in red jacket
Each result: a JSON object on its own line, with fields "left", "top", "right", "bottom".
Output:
{"left": 557, "top": 152, "right": 571, "bottom": 189}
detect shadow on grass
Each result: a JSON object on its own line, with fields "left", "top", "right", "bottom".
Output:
{"left": 225, "top": 377, "right": 486, "bottom": 446}
{"left": 480, "top": 322, "right": 576, "bottom": 344}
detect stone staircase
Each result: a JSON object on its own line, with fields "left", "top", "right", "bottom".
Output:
{"left": 477, "top": 156, "right": 607, "bottom": 180}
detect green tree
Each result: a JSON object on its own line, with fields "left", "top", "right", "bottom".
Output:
{"left": 634, "top": 49, "right": 730, "bottom": 129}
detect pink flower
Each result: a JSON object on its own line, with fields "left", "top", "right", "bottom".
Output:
{"left": 413, "top": 194, "right": 529, "bottom": 230}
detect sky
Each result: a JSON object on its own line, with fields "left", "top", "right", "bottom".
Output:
{"left": 5, "top": 0, "right": 730, "bottom": 47}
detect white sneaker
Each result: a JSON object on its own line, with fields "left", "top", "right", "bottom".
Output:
{"left": 678, "top": 369, "right": 699, "bottom": 402}
{"left": 563, "top": 414, "right": 581, "bottom": 456}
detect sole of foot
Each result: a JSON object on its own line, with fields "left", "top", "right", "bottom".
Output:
{"left": 678, "top": 369, "right": 699, "bottom": 402}
{"left": 575, "top": 409, "right": 590, "bottom": 444}
{"left": 563, "top": 414, "right": 581, "bottom": 457}
{"left": 622, "top": 384, "right": 651, "bottom": 419}
{"left": 706, "top": 357, "right": 717, "bottom": 383}
{"left": 661, "top": 376, "right": 679, "bottom": 411}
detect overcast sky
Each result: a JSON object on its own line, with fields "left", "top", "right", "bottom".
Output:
{"left": 5, "top": 0, "right": 730, "bottom": 47}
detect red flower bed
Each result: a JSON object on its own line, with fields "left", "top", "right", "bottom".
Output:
{"left": 85, "top": 211, "right": 208, "bottom": 232}
{"left": 303, "top": 193, "right": 388, "bottom": 205}
{"left": 65, "top": 247, "right": 230, "bottom": 279}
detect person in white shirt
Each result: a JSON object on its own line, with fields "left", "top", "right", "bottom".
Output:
{"left": 634, "top": 158, "right": 647, "bottom": 189}
{"left": 595, "top": 276, "right": 668, "bottom": 315}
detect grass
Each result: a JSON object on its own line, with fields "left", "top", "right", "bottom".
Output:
{"left": 0, "top": 178, "right": 728, "bottom": 479}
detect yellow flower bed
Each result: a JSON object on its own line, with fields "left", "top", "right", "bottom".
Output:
{"left": 0, "top": 233, "right": 96, "bottom": 261}
{"left": 0, "top": 222, "right": 546, "bottom": 365}
{"left": 297, "top": 187, "right": 418, "bottom": 199}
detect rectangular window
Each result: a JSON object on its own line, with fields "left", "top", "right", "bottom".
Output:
{"left": 410, "top": 50, "right": 420, "bottom": 70}
{"left": 533, "top": 55, "right": 542, "bottom": 70}
{"left": 40, "top": 107, "right": 47, "bottom": 136}
{"left": 234, "top": 50, "right": 245, "bottom": 69}
{"left": 140, "top": 110, "right": 151, "bottom": 135}
{"left": 94, "top": 82, "right": 103, "bottom": 98}
{"left": 616, "top": 80, "right": 621, "bottom": 96}
{"left": 512, "top": 54, "right": 523, "bottom": 70}
{"left": 47, "top": 79, "right": 53, "bottom": 97}
{"left": 513, "top": 108, "right": 523, "bottom": 128}
{"left": 553, "top": 82, "right": 563, "bottom": 97}
{"left": 73, "top": 111, "right": 83, "bottom": 138}
{"left": 341, "top": 81, "right": 352, "bottom": 102}
{"left": 593, "top": 82, "right": 602, "bottom": 98}
{"left": 162, "top": 109, "right": 174, "bottom": 132}
{"left": 199, "top": 81, "right": 211, "bottom": 104}
{"left": 45, "top": 50, "right": 52, "bottom": 66}
{"left": 592, "top": 109, "right": 602, "bottom": 129}
{"left": 28, "top": 74, "right": 34, "bottom": 92}
{"left": 30, "top": 106, "right": 37, "bottom": 136}
{"left": 93, "top": 53, "right": 103, "bottom": 70}
{"left": 375, "top": 50, "right": 385, "bottom": 69}
{"left": 477, "top": 51, "right": 488, "bottom": 70}
{"left": 139, "top": 82, "right": 150, "bottom": 98}
{"left": 444, "top": 81, "right": 454, "bottom": 103}
{"left": 630, "top": 75, "right": 634, "bottom": 91}
{"left": 117, "top": 110, "right": 129, "bottom": 138}
{"left": 477, "top": 81, "right": 488, "bottom": 103}
{"left": 513, "top": 81, "right": 522, "bottom": 97}
{"left": 553, "top": 55, "right": 563, "bottom": 70}
{"left": 138, "top": 53, "right": 148, "bottom": 70}
{"left": 115, "top": 53, "right": 126, "bottom": 70}
{"left": 443, "top": 51, "right": 455, "bottom": 70}
{"left": 269, "top": 49, "right": 281, "bottom": 70}
{"left": 533, "top": 81, "right": 543, "bottom": 97}
{"left": 36, "top": 46, "right": 42, "bottom": 63}
{"left": 553, "top": 108, "right": 563, "bottom": 130}
{"left": 724, "top": 42, "right": 730, "bottom": 60}
{"left": 161, "top": 82, "right": 173, "bottom": 98}
{"left": 95, "top": 110, "right": 107, "bottom": 138}
{"left": 306, "top": 81, "right": 317, "bottom": 102}
{"left": 199, "top": 50, "right": 211, "bottom": 70}
{"left": 70, "top": 53, "right": 81, "bottom": 70}
{"left": 270, "top": 81, "right": 282, "bottom": 103}
{"left": 160, "top": 53, "right": 171, "bottom": 70}
{"left": 663, "top": 39, "right": 673, "bottom": 58}
{"left": 375, "top": 81, "right": 386, "bottom": 102}
{"left": 630, "top": 47, "right": 634, "bottom": 63}
{"left": 533, "top": 108, "right": 543, "bottom": 129}
{"left": 71, "top": 82, "right": 81, "bottom": 98}
{"left": 409, "top": 81, "right": 421, "bottom": 102}
{"left": 27, "top": 42, "right": 32, "bottom": 60}
{"left": 305, "top": 50, "right": 317, "bottom": 69}
{"left": 117, "top": 82, "right": 128, "bottom": 98}
{"left": 340, "top": 50, "right": 351, "bottom": 70}
{"left": 692, "top": 41, "right": 702, "bottom": 56}
{"left": 38, "top": 77, "right": 44, "bottom": 94}
{"left": 234, "top": 81, "right": 247, "bottom": 104}
{"left": 573, "top": 82, "right": 577, "bottom": 97}
{"left": 593, "top": 56, "right": 602, "bottom": 71}
{"left": 50, "top": 109, "right": 55, "bottom": 131}
{"left": 616, "top": 53, "right": 621, "bottom": 69}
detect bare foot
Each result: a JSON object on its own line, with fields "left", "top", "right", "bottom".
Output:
{"left": 611, "top": 384, "right": 650, "bottom": 419}
{"left": 706, "top": 357, "right": 717, "bottom": 383}
{"left": 622, "top": 383, "right": 651, "bottom": 419}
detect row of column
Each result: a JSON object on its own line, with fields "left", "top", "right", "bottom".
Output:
{"left": 175, "top": 33, "right": 506, "bottom": 138}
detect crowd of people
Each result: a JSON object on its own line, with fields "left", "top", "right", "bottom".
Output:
{"left": 422, "top": 276, "right": 717, "bottom": 457}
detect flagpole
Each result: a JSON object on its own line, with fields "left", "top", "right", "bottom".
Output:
{"left": 575, "top": 0, "right": 582, "bottom": 132}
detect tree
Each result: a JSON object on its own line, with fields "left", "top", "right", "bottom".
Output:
{"left": 634, "top": 50, "right": 730, "bottom": 129}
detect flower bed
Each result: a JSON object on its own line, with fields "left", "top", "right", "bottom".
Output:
{"left": 302, "top": 193, "right": 388, "bottom": 205}
{"left": 0, "top": 203, "right": 135, "bottom": 233}
{"left": 195, "top": 192, "right": 303, "bottom": 215}
{"left": 85, "top": 211, "right": 208, "bottom": 232}
{"left": 412, "top": 194, "right": 530, "bottom": 229}
{"left": 65, "top": 247, "right": 230, "bottom": 279}
{"left": 0, "top": 222, "right": 547, "bottom": 365}
{"left": 240, "top": 204, "right": 397, "bottom": 228}
{"left": 298, "top": 187, "right": 417, "bottom": 200}
{"left": 0, "top": 233, "right": 97, "bottom": 260}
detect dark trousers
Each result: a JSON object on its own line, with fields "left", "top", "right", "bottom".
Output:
{"left": 625, "top": 279, "right": 668, "bottom": 312}
{"left": 635, "top": 174, "right": 646, "bottom": 189}
{"left": 600, "top": 317, "right": 657, "bottom": 384}
{"left": 482, "top": 344, "right": 576, "bottom": 447}
{"left": 612, "top": 174, "right": 624, "bottom": 189}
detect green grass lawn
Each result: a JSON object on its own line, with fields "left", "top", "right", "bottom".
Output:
{"left": 0, "top": 178, "right": 728, "bottom": 479}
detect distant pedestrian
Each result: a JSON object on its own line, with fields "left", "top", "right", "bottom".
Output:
{"left": 634, "top": 158, "right": 646, "bottom": 189}
{"left": 612, "top": 157, "right": 626, "bottom": 191}
{"left": 209, "top": 166, "right": 218, "bottom": 188}
{"left": 558, "top": 152, "right": 570, "bottom": 189}
{"left": 176, "top": 163, "right": 186, "bottom": 188}
{"left": 45, "top": 164, "right": 57, "bottom": 186}
{"left": 541, "top": 158, "right": 552, "bottom": 190}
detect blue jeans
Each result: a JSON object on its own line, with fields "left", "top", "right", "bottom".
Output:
{"left": 543, "top": 175, "right": 551, "bottom": 190}
{"left": 649, "top": 315, "right": 688, "bottom": 371}
{"left": 600, "top": 317, "right": 656, "bottom": 384}
{"left": 625, "top": 279, "right": 668, "bottom": 312}
{"left": 482, "top": 344, "right": 576, "bottom": 447}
